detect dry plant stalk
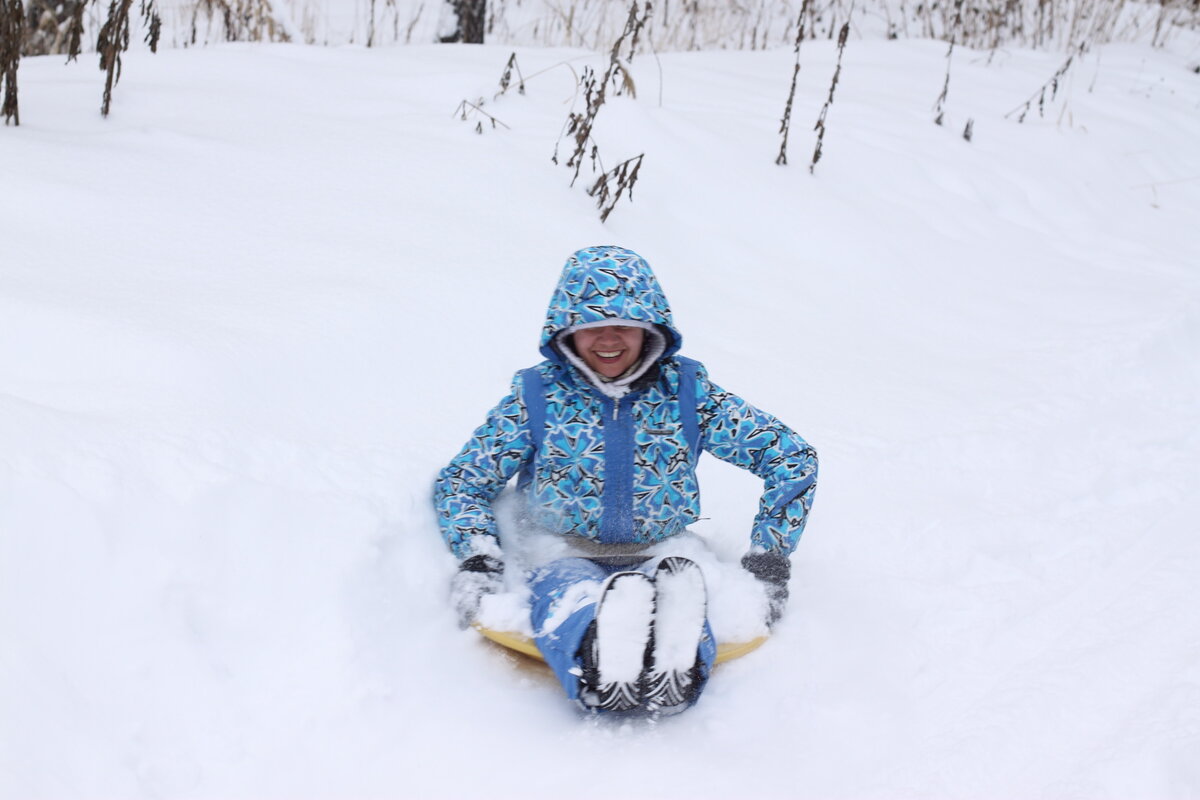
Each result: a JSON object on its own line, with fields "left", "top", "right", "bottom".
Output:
{"left": 22, "top": 0, "right": 87, "bottom": 56}
{"left": 1, "top": 0, "right": 20, "bottom": 125}
{"left": 776, "top": 0, "right": 813, "bottom": 165}
{"left": 933, "top": 0, "right": 965, "bottom": 125}
{"left": 143, "top": 0, "right": 160, "bottom": 47}
{"left": 66, "top": 0, "right": 92, "bottom": 60}
{"left": 369, "top": 0, "right": 403, "bottom": 46}
{"left": 1005, "top": 42, "right": 1087, "bottom": 122}
{"left": 403, "top": 1, "right": 424, "bottom": 43}
{"left": 548, "top": 0, "right": 652, "bottom": 221}
{"left": 588, "top": 153, "right": 643, "bottom": 222}
{"left": 472, "top": 0, "right": 1195, "bottom": 54}
{"left": 454, "top": 97, "right": 510, "bottom": 133}
{"left": 623, "top": 0, "right": 650, "bottom": 58}
{"left": 189, "top": 0, "right": 290, "bottom": 44}
{"left": 810, "top": 20, "right": 849, "bottom": 174}
{"left": 96, "top": 0, "right": 161, "bottom": 116}
{"left": 96, "top": 0, "right": 129, "bottom": 117}
{"left": 555, "top": 65, "right": 604, "bottom": 186}
{"left": 496, "top": 51, "right": 525, "bottom": 97}
{"left": 553, "top": 0, "right": 651, "bottom": 187}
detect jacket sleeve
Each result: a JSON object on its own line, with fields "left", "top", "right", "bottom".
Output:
{"left": 433, "top": 374, "right": 534, "bottom": 561}
{"left": 694, "top": 363, "right": 818, "bottom": 555}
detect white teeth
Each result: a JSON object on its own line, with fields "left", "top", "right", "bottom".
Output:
{"left": 596, "top": 351, "right": 622, "bottom": 358}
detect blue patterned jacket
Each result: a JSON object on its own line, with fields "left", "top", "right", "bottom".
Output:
{"left": 434, "top": 246, "right": 817, "bottom": 561}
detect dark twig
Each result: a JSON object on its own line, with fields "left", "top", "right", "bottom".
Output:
{"left": 588, "top": 153, "right": 643, "bottom": 222}
{"left": 811, "top": 21, "right": 850, "bottom": 174}
{"left": 454, "top": 97, "right": 510, "bottom": 132}
{"left": 66, "top": 0, "right": 92, "bottom": 62}
{"left": 95, "top": 0, "right": 158, "bottom": 115}
{"left": 189, "top": 0, "right": 290, "bottom": 45}
{"left": 554, "top": 0, "right": 651, "bottom": 188}
{"left": 776, "top": 0, "right": 813, "bottom": 165}
{"left": 97, "top": 0, "right": 134, "bottom": 117}
{"left": 1005, "top": 42, "right": 1087, "bottom": 122}
{"left": 933, "top": 0, "right": 964, "bottom": 125}
{"left": 496, "top": 51, "right": 526, "bottom": 98}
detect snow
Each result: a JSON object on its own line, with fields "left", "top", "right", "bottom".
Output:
{"left": 649, "top": 559, "right": 708, "bottom": 673}
{"left": 3, "top": 30, "right": 1200, "bottom": 799}
{"left": 486, "top": 506, "right": 772, "bottom": 641}
{"left": 593, "top": 573, "right": 656, "bottom": 684}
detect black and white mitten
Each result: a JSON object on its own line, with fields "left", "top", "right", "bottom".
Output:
{"left": 450, "top": 554, "right": 505, "bottom": 629}
{"left": 741, "top": 551, "right": 791, "bottom": 628}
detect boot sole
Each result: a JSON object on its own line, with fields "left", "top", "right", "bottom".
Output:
{"left": 590, "top": 571, "right": 655, "bottom": 711}
{"left": 644, "top": 557, "right": 707, "bottom": 712}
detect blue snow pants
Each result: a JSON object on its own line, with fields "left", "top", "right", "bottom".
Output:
{"left": 528, "top": 557, "right": 718, "bottom": 705}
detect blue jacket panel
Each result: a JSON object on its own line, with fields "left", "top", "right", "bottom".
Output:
{"left": 433, "top": 357, "right": 817, "bottom": 559}
{"left": 433, "top": 246, "right": 818, "bottom": 560}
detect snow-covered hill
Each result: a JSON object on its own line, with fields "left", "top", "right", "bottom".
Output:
{"left": 2, "top": 36, "right": 1199, "bottom": 798}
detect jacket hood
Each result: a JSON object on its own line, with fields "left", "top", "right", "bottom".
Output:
{"left": 539, "top": 246, "right": 682, "bottom": 365}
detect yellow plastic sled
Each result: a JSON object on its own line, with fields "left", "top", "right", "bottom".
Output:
{"left": 475, "top": 624, "right": 767, "bottom": 665}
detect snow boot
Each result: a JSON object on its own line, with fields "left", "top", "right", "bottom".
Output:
{"left": 642, "top": 557, "right": 707, "bottom": 714}
{"left": 577, "top": 571, "right": 656, "bottom": 712}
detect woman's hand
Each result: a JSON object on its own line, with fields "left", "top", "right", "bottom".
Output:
{"left": 450, "top": 555, "right": 505, "bottom": 629}
{"left": 741, "top": 551, "right": 790, "bottom": 628}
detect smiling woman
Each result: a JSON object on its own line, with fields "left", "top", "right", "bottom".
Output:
{"left": 571, "top": 325, "right": 645, "bottom": 379}
{"left": 433, "top": 245, "right": 819, "bottom": 716}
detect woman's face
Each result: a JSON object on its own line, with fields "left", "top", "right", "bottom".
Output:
{"left": 572, "top": 325, "right": 645, "bottom": 378}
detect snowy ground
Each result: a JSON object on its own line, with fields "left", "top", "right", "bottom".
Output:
{"left": 3, "top": 34, "right": 1200, "bottom": 799}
